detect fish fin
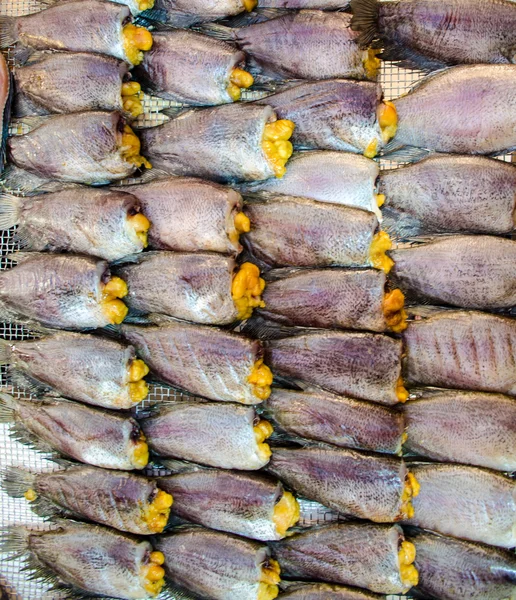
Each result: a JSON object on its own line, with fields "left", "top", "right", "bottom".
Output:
{"left": 381, "top": 142, "right": 432, "bottom": 163}
{"left": 158, "top": 582, "right": 198, "bottom": 600}
{"left": 350, "top": 0, "right": 379, "bottom": 46}
{"left": 9, "top": 422, "right": 56, "bottom": 455}
{"left": 8, "top": 368, "right": 51, "bottom": 397}
{"left": 380, "top": 43, "right": 449, "bottom": 74}
{"left": 0, "top": 165, "right": 53, "bottom": 194}
{"left": 0, "top": 16, "right": 18, "bottom": 48}
{"left": 5, "top": 250, "right": 40, "bottom": 264}
{"left": 405, "top": 305, "right": 457, "bottom": 319}
{"left": 0, "top": 337, "right": 12, "bottom": 364}
{"left": 0, "top": 392, "right": 16, "bottom": 424}
{"left": 403, "top": 66, "right": 455, "bottom": 95}
{"left": 12, "top": 91, "right": 50, "bottom": 119}
{"left": 242, "top": 314, "right": 305, "bottom": 340}
{"left": 0, "top": 191, "right": 22, "bottom": 229}
{"left": 160, "top": 106, "right": 191, "bottom": 119}
{"left": 10, "top": 114, "right": 51, "bottom": 132}
{"left": 261, "top": 267, "right": 304, "bottom": 282}
{"left": 134, "top": 7, "right": 169, "bottom": 25}
{"left": 0, "top": 526, "right": 30, "bottom": 555}
{"left": 110, "top": 251, "right": 159, "bottom": 268}
{"left": 195, "top": 22, "right": 234, "bottom": 42}
{"left": 124, "top": 166, "right": 171, "bottom": 185}
{"left": 225, "top": 7, "right": 288, "bottom": 26}
{"left": 155, "top": 458, "right": 206, "bottom": 474}
{"left": 1, "top": 466, "right": 36, "bottom": 499}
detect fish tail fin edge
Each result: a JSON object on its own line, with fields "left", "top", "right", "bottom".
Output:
{"left": 0, "top": 525, "right": 30, "bottom": 554}
{"left": 350, "top": 0, "right": 380, "bottom": 47}
{"left": 0, "top": 392, "right": 16, "bottom": 423}
{"left": 0, "top": 191, "right": 22, "bottom": 229}
{"left": 0, "top": 16, "right": 18, "bottom": 49}
{"left": 1, "top": 465, "right": 35, "bottom": 498}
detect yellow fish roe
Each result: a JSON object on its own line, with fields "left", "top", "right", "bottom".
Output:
{"left": 232, "top": 262, "right": 266, "bottom": 320}
{"left": 262, "top": 119, "right": 295, "bottom": 178}
{"left": 122, "top": 23, "right": 153, "bottom": 66}
{"left": 227, "top": 67, "right": 255, "bottom": 101}
{"left": 101, "top": 276, "right": 129, "bottom": 325}
{"left": 273, "top": 491, "right": 300, "bottom": 537}
{"left": 248, "top": 358, "right": 274, "bottom": 401}
{"left": 369, "top": 231, "right": 395, "bottom": 273}
{"left": 398, "top": 540, "right": 419, "bottom": 588}
{"left": 141, "top": 550, "right": 166, "bottom": 596}
{"left": 383, "top": 289, "right": 408, "bottom": 333}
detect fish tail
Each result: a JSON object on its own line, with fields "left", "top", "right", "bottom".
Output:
{"left": 0, "top": 192, "right": 21, "bottom": 229}
{"left": 0, "top": 525, "right": 30, "bottom": 555}
{"left": 0, "top": 392, "right": 16, "bottom": 423}
{"left": 0, "top": 16, "right": 18, "bottom": 49}
{"left": 350, "top": 0, "right": 380, "bottom": 47}
{"left": 1, "top": 466, "right": 36, "bottom": 499}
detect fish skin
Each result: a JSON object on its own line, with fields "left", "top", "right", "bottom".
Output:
{"left": 408, "top": 529, "right": 516, "bottom": 600}
{"left": 270, "top": 523, "right": 409, "bottom": 594}
{"left": 403, "top": 310, "right": 516, "bottom": 396}
{"left": 136, "top": 31, "right": 246, "bottom": 106}
{"left": 118, "top": 252, "right": 238, "bottom": 325}
{"left": 266, "top": 387, "right": 405, "bottom": 454}
{"left": 393, "top": 65, "right": 516, "bottom": 154}
{"left": 10, "top": 520, "right": 156, "bottom": 598}
{"left": 121, "top": 320, "right": 265, "bottom": 404}
{"left": 3, "top": 463, "right": 165, "bottom": 535}
{"left": 0, "top": 254, "right": 116, "bottom": 329}
{"left": 140, "top": 103, "right": 277, "bottom": 182}
{"left": 259, "top": 80, "right": 383, "bottom": 154}
{"left": 267, "top": 446, "right": 408, "bottom": 522}
{"left": 2, "top": 187, "right": 146, "bottom": 261}
{"left": 260, "top": 268, "right": 388, "bottom": 331}
{"left": 278, "top": 583, "right": 383, "bottom": 600}
{"left": 14, "top": 52, "right": 127, "bottom": 116}
{"left": 0, "top": 332, "right": 139, "bottom": 410}
{"left": 0, "top": 393, "right": 146, "bottom": 470}
{"left": 244, "top": 196, "right": 378, "bottom": 268}
{"left": 406, "top": 463, "right": 516, "bottom": 548}
{"left": 156, "top": 527, "right": 274, "bottom": 600}
{"left": 8, "top": 111, "right": 139, "bottom": 185}
{"left": 233, "top": 11, "right": 370, "bottom": 81}
{"left": 118, "top": 177, "right": 243, "bottom": 255}
{"left": 391, "top": 235, "right": 516, "bottom": 309}
{"left": 266, "top": 330, "right": 402, "bottom": 404}
{"left": 141, "top": 401, "right": 270, "bottom": 470}
{"left": 379, "top": 154, "right": 516, "bottom": 237}
{"left": 404, "top": 389, "right": 516, "bottom": 472}
{"left": 149, "top": 0, "right": 253, "bottom": 27}
{"left": 260, "top": 0, "right": 349, "bottom": 7}
{"left": 159, "top": 469, "right": 287, "bottom": 540}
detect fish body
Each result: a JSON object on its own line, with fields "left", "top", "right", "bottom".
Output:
{"left": 406, "top": 463, "right": 516, "bottom": 548}
{"left": 0, "top": 393, "right": 148, "bottom": 471}
{"left": 403, "top": 310, "right": 516, "bottom": 396}
{"left": 148, "top": 0, "right": 256, "bottom": 27}
{"left": 391, "top": 235, "right": 516, "bottom": 309}
{"left": 392, "top": 65, "right": 516, "bottom": 154}
{"left": 404, "top": 389, "right": 516, "bottom": 472}
{"left": 271, "top": 523, "right": 415, "bottom": 595}
{"left": 141, "top": 401, "right": 272, "bottom": 469}
{"left": 266, "top": 387, "right": 405, "bottom": 454}
{"left": 278, "top": 583, "right": 383, "bottom": 599}
{"left": 409, "top": 529, "right": 516, "bottom": 600}
{"left": 379, "top": 154, "right": 516, "bottom": 237}
{"left": 266, "top": 330, "right": 403, "bottom": 405}
{"left": 244, "top": 196, "right": 378, "bottom": 268}
{"left": 260, "top": 0, "right": 350, "bottom": 7}
{"left": 119, "top": 178, "right": 243, "bottom": 254}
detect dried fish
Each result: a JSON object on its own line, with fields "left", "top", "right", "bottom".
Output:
{"left": 0, "top": 53, "right": 12, "bottom": 171}
{"left": 142, "top": 0, "right": 258, "bottom": 28}
{"left": 278, "top": 583, "right": 383, "bottom": 599}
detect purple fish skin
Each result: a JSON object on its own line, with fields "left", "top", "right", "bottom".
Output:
{"left": 271, "top": 523, "right": 410, "bottom": 594}
{"left": 159, "top": 469, "right": 288, "bottom": 540}
{"left": 267, "top": 330, "right": 403, "bottom": 405}
{"left": 406, "top": 463, "right": 516, "bottom": 548}
{"left": 118, "top": 252, "right": 238, "bottom": 325}
{"left": 267, "top": 446, "right": 410, "bottom": 522}
{"left": 261, "top": 0, "right": 349, "bottom": 7}
{"left": 137, "top": 31, "right": 247, "bottom": 106}
{"left": 266, "top": 387, "right": 405, "bottom": 454}
{"left": 245, "top": 196, "right": 378, "bottom": 268}
{"left": 408, "top": 529, "right": 516, "bottom": 600}
{"left": 404, "top": 389, "right": 516, "bottom": 472}
{"left": 391, "top": 235, "right": 516, "bottom": 309}
{"left": 403, "top": 310, "right": 516, "bottom": 396}
{"left": 140, "top": 103, "right": 278, "bottom": 182}
{"left": 119, "top": 178, "right": 243, "bottom": 255}
{"left": 260, "top": 268, "right": 389, "bottom": 331}
{"left": 393, "top": 65, "right": 516, "bottom": 154}
{"left": 260, "top": 80, "right": 384, "bottom": 154}
{"left": 121, "top": 320, "right": 265, "bottom": 404}
{"left": 379, "top": 154, "right": 516, "bottom": 237}
{"left": 278, "top": 583, "right": 383, "bottom": 599}
{"left": 153, "top": 0, "right": 253, "bottom": 27}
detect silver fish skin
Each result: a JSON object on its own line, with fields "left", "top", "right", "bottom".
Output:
{"left": 0, "top": 188, "right": 147, "bottom": 261}
{"left": 156, "top": 527, "right": 277, "bottom": 600}
{"left": 121, "top": 320, "right": 267, "bottom": 404}
{"left": 118, "top": 252, "right": 238, "bottom": 325}
{"left": 8, "top": 111, "right": 141, "bottom": 185}
{"left": 266, "top": 330, "right": 403, "bottom": 405}
{"left": 271, "top": 523, "right": 411, "bottom": 595}
{"left": 391, "top": 235, "right": 516, "bottom": 309}
{"left": 136, "top": 31, "right": 247, "bottom": 106}
{"left": 267, "top": 446, "right": 410, "bottom": 522}
{"left": 0, "top": 254, "right": 121, "bottom": 329}
{"left": 159, "top": 468, "right": 292, "bottom": 540}
{"left": 259, "top": 80, "right": 384, "bottom": 154}
{"left": 406, "top": 463, "right": 516, "bottom": 548}
{"left": 260, "top": 268, "right": 391, "bottom": 331}
{"left": 266, "top": 387, "right": 405, "bottom": 454}
{"left": 404, "top": 389, "right": 516, "bottom": 472}
{"left": 14, "top": 52, "right": 128, "bottom": 117}
{"left": 241, "top": 151, "right": 381, "bottom": 216}
{"left": 1, "top": 520, "right": 161, "bottom": 599}
{"left": 141, "top": 401, "right": 271, "bottom": 470}
{"left": 0, "top": 332, "right": 142, "bottom": 410}
{"left": 278, "top": 583, "right": 383, "bottom": 599}
{"left": 0, "top": 393, "right": 147, "bottom": 471}
{"left": 2, "top": 463, "right": 169, "bottom": 536}
{"left": 119, "top": 177, "right": 243, "bottom": 255}
{"left": 408, "top": 529, "right": 516, "bottom": 600}
{"left": 392, "top": 65, "right": 516, "bottom": 154}
{"left": 231, "top": 11, "right": 371, "bottom": 81}
{"left": 244, "top": 196, "right": 378, "bottom": 268}
{"left": 150, "top": 0, "right": 254, "bottom": 27}
{"left": 351, "top": 0, "right": 516, "bottom": 69}
{"left": 403, "top": 310, "right": 516, "bottom": 396}
{"left": 140, "top": 103, "right": 278, "bottom": 182}
{"left": 379, "top": 154, "right": 516, "bottom": 237}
